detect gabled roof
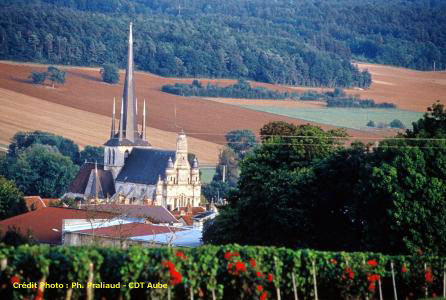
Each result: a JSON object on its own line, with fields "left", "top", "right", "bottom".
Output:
{"left": 178, "top": 215, "right": 194, "bottom": 226}
{"left": 81, "top": 204, "right": 179, "bottom": 224}
{"left": 172, "top": 206, "right": 206, "bottom": 215}
{"left": 0, "top": 207, "right": 114, "bottom": 244}
{"left": 67, "top": 163, "right": 115, "bottom": 197}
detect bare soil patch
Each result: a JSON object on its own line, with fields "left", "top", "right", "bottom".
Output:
{"left": 353, "top": 63, "right": 446, "bottom": 112}
{"left": 0, "top": 88, "right": 220, "bottom": 164}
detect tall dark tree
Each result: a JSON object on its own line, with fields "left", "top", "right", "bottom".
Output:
{"left": 4, "top": 144, "right": 78, "bottom": 198}
{"left": 100, "top": 64, "right": 120, "bottom": 84}
{"left": 224, "top": 129, "right": 256, "bottom": 159}
{"left": 0, "top": 176, "right": 27, "bottom": 220}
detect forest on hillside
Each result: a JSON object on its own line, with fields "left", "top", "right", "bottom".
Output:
{"left": 0, "top": 0, "right": 444, "bottom": 87}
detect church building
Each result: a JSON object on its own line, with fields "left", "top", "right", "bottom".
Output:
{"left": 65, "top": 23, "right": 201, "bottom": 209}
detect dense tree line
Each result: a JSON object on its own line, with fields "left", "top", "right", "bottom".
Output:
{"left": 0, "top": 131, "right": 104, "bottom": 197}
{"left": 326, "top": 98, "right": 395, "bottom": 108}
{"left": 203, "top": 102, "right": 446, "bottom": 255}
{"left": 163, "top": 81, "right": 396, "bottom": 108}
{"left": 162, "top": 80, "right": 301, "bottom": 99}
{"left": 2, "top": 1, "right": 401, "bottom": 87}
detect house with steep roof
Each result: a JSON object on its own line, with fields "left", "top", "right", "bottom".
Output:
{"left": 64, "top": 23, "right": 201, "bottom": 209}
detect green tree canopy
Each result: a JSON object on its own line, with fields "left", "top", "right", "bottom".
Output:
{"left": 79, "top": 145, "right": 104, "bottom": 164}
{"left": 224, "top": 129, "right": 256, "bottom": 159}
{"left": 8, "top": 131, "right": 80, "bottom": 163}
{"left": 204, "top": 103, "right": 446, "bottom": 255}
{"left": 100, "top": 64, "right": 120, "bottom": 84}
{"left": 0, "top": 176, "right": 27, "bottom": 220}
{"left": 28, "top": 71, "right": 47, "bottom": 84}
{"left": 47, "top": 66, "right": 66, "bottom": 87}
{"left": 4, "top": 144, "right": 78, "bottom": 198}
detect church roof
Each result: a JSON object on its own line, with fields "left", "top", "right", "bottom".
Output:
{"left": 67, "top": 163, "right": 115, "bottom": 197}
{"left": 116, "top": 148, "right": 177, "bottom": 185}
{"left": 104, "top": 137, "right": 149, "bottom": 147}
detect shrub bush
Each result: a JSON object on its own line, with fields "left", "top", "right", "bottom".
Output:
{"left": 1, "top": 244, "right": 445, "bottom": 299}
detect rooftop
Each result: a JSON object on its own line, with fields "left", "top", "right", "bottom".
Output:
{"left": 0, "top": 207, "right": 113, "bottom": 244}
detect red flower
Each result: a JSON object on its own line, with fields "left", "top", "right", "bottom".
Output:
{"left": 367, "top": 274, "right": 380, "bottom": 283}
{"left": 162, "top": 260, "right": 175, "bottom": 271}
{"left": 236, "top": 262, "right": 247, "bottom": 272}
{"left": 260, "top": 291, "right": 268, "bottom": 300}
{"left": 176, "top": 251, "right": 187, "bottom": 259}
{"left": 225, "top": 251, "right": 232, "bottom": 260}
{"left": 401, "top": 264, "right": 407, "bottom": 273}
{"left": 368, "top": 260, "right": 378, "bottom": 267}
{"left": 10, "top": 275, "right": 20, "bottom": 285}
{"left": 425, "top": 268, "right": 433, "bottom": 283}
{"left": 368, "top": 283, "right": 376, "bottom": 292}
{"left": 170, "top": 270, "right": 182, "bottom": 285}
{"left": 349, "top": 271, "right": 355, "bottom": 280}
{"left": 257, "top": 285, "right": 263, "bottom": 292}
{"left": 228, "top": 263, "right": 233, "bottom": 271}
{"left": 330, "top": 258, "right": 337, "bottom": 265}
{"left": 233, "top": 252, "right": 240, "bottom": 257}
{"left": 257, "top": 271, "right": 264, "bottom": 278}
{"left": 250, "top": 258, "right": 257, "bottom": 267}
{"left": 268, "top": 273, "right": 274, "bottom": 282}
{"left": 344, "top": 267, "right": 355, "bottom": 280}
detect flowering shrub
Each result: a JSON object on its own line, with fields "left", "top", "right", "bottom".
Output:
{"left": 0, "top": 244, "right": 445, "bottom": 300}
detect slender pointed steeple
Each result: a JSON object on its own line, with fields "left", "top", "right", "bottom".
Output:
{"left": 119, "top": 98, "right": 124, "bottom": 141}
{"left": 142, "top": 99, "right": 146, "bottom": 140}
{"left": 110, "top": 97, "right": 116, "bottom": 138}
{"left": 120, "top": 22, "right": 138, "bottom": 142}
{"left": 104, "top": 23, "right": 150, "bottom": 147}
{"left": 135, "top": 97, "right": 138, "bottom": 133}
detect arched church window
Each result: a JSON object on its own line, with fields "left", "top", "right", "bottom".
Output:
{"left": 108, "top": 149, "right": 111, "bottom": 164}
{"left": 124, "top": 150, "right": 129, "bottom": 162}
{"left": 112, "top": 149, "right": 115, "bottom": 165}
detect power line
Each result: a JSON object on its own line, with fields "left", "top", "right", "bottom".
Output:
{"left": 8, "top": 131, "right": 446, "bottom": 142}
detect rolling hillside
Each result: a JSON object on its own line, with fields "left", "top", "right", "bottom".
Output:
{"left": 0, "top": 61, "right": 443, "bottom": 162}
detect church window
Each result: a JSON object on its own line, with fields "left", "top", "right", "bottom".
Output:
{"left": 112, "top": 150, "right": 115, "bottom": 164}
{"left": 124, "top": 150, "right": 129, "bottom": 162}
{"left": 108, "top": 149, "right": 111, "bottom": 164}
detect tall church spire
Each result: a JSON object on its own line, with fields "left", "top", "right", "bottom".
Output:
{"left": 119, "top": 22, "right": 138, "bottom": 142}
{"left": 110, "top": 97, "right": 116, "bottom": 138}
{"left": 104, "top": 23, "right": 150, "bottom": 147}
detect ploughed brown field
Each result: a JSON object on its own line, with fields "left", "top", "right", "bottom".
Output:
{"left": 1, "top": 61, "right": 442, "bottom": 162}
{"left": 0, "top": 88, "right": 221, "bottom": 164}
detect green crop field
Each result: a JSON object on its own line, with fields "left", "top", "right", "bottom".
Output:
{"left": 239, "top": 105, "right": 424, "bottom": 130}
{"left": 200, "top": 166, "right": 217, "bottom": 184}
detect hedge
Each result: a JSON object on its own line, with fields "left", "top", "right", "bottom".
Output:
{"left": 0, "top": 244, "right": 445, "bottom": 299}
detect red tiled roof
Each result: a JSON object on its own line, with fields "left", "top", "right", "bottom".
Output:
{"left": 179, "top": 215, "right": 194, "bottom": 226}
{"left": 172, "top": 206, "right": 206, "bottom": 215}
{"left": 24, "top": 196, "right": 61, "bottom": 211}
{"left": 82, "top": 204, "right": 179, "bottom": 224}
{"left": 76, "top": 223, "right": 183, "bottom": 238}
{"left": 0, "top": 207, "right": 114, "bottom": 244}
